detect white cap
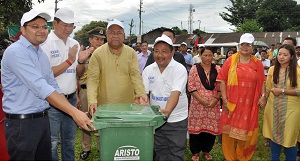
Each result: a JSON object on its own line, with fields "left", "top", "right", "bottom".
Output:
{"left": 107, "top": 18, "right": 124, "bottom": 29}
{"left": 181, "top": 42, "right": 187, "bottom": 46}
{"left": 55, "top": 7, "right": 74, "bottom": 23}
{"left": 153, "top": 34, "right": 173, "bottom": 47}
{"left": 21, "top": 9, "right": 51, "bottom": 26}
{"left": 239, "top": 33, "right": 255, "bottom": 44}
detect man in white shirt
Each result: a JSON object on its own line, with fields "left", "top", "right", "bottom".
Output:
{"left": 142, "top": 35, "right": 188, "bottom": 161}
{"left": 41, "top": 7, "right": 92, "bottom": 160}
{"left": 260, "top": 50, "right": 270, "bottom": 76}
{"left": 193, "top": 46, "right": 203, "bottom": 64}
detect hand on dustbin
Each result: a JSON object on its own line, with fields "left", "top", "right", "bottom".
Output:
{"left": 89, "top": 103, "right": 97, "bottom": 116}
{"left": 159, "top": 108, "right": 172, "bottom": 118}
{"left": 72, "top": 109, "right": 95, "bottom": 131}
{"left": 139, "top": 94, "right": 149, "bottom": 105}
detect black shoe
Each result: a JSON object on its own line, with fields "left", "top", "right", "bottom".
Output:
{"left": 80, "top": 151, "right": 91, "bottom": 160}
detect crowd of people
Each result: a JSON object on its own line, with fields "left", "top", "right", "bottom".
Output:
{"left": 0, "top": 7, "right": 300, "bottom": 161}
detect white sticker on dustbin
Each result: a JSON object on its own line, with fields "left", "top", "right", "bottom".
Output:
{"left": 114, "top": 145, "right": 140, "bottom": 160}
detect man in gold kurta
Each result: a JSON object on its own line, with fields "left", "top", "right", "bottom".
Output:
{"left": 87, "top": 19, "right": 148, "bottom": 115}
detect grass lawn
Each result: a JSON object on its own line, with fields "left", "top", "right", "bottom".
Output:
{"left": 73, "top": 110, "right": 286, "bottom": 161}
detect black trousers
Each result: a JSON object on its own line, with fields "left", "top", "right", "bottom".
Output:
{"left": 4, "top": 117, "right": 51, "bottom": 160}
{"left": 189, "top": 132, "right": 216, "bottom": 155}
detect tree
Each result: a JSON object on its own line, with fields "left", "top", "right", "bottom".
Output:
{"left": 235, "top": 19, "right": 262, "bottom": 32}
{"left": 181, "top": 29, "right": 188, "bottom": 34}
{"left": 0, "top": 0, "right": 45, "bottom": 28}
{"left": 219, "top": 0, "right": 262, "bottom": 28}
{"left": 171, "top": 26, "right": 181, "bottom": 35}
{"left": 220, "top": 0, "right": 300, "bottom": 32}
{"left": 256, "top": 0, "right": 299, "bottom": 31}
{"left": 73, "top": 21, "right": 108, "bottom": 47}
{"left": 192, "top": 29, "right": 205, "bottom": 35}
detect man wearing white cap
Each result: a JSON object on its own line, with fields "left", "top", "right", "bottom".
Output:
{"left": 1, "top": 9, "right": 94, "bottom": 160}
{"left": 41, "top": 7, "right": 93, "bottom": 160}
{"left": 142, "top": 35, "right": 188, "bottom": 161}
{"left": 87, "top": 19, "right": 148, "bottom": 116}
{"left": 180, "top": 41, "right": 194, "bottom": 72}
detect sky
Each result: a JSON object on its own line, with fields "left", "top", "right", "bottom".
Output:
{"left": 32, "top": 0, "right": 300, "bottom": 37}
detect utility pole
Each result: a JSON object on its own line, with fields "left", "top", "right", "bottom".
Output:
{"left": 188, "top": 4, "right": 195, "bottom": 34}
{"left": 137, "top": 0, "right": 144, "bottom": 43}
{"left": 54, "top": 0, "right": 62, "bottom": 14}
{"left": 129, "top": 19, "right": 134, "bottom": 45}
{"left": 138, "top": 0, "right": 144, "bottom": 35}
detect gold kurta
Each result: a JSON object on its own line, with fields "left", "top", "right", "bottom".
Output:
{"left": 263, "top": 66, "right": 300, "bottom": 147}
{"left": 86, "top": 43, "right": 146, "bottom": 106}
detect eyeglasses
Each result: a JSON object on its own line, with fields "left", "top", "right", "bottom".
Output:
{"left": 25, "top": 25, "right": 49, "bottom": 30}
{"left": 107, "top": 31, "right": 124, "bottom": 36}
{"left": 240, "top": 43, "right": 253, "bottom": 47}
{"left": 59, "top": 23, "right": 76, "bottom": 29}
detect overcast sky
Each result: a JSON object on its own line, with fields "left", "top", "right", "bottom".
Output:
{"left": 32, "top": 0, "right": 300, "bottom": 37}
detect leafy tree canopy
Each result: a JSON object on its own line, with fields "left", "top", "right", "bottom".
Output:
{"left": 220, "top": 0, "right": 300, "bottom": 32}
{"left": 73, "top": 20, "right": 108, "bottom": 47}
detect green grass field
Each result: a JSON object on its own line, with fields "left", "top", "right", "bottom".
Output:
{"left": 73, "top": 110, "right": 286, "bottom": 161}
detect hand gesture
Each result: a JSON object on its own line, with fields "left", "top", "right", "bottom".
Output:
{"left": 68, "top": 44, "right": 78, "bottom": 63}
{"left": 78, "top": 45, "right": 94, "bottom": 63}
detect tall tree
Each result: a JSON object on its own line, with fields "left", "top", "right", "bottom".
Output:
{"left": 235, "top": 19, "right": 262, "bottom": 32}
{"left": 171, "top": 26, "right": 181, "bottom": 35}
{"left": 0, "top": 0, "right": 45, "bottom": 27}
{"left": 256, "top": 0, "right": 298, "bottom": 31}
{"left": 74, "top": 21, "right": 108, "bottom": 47}
{"left": 219, "top": 0, "right": 262, "bottom": 28}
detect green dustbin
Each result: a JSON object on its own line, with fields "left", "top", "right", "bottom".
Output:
{"left": 92, "top": 104, "right": 166, "bottom": 161}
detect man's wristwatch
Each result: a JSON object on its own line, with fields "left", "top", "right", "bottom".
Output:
{"left": 77, "top": 60, "right": 85, "bottom": 64}
{"left": 282, "top": 88, "right": 285, "bottom": 95}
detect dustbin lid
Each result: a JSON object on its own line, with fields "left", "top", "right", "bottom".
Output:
{"left": 92, "top": 104, "right": 166, "bottom": 129}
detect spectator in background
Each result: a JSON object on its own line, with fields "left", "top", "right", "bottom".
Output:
{"left": 191, "top": 46, "right": 197, "bottom": 57}
{"left": 296, "top": 46, "right": 300, "bottom": 66}
{"left": 213, "top": 48, "right": 225, "bottom": 66}
{"left": 137, "top": 41, "right": 150, "bottom": 74}
{"left": 41, "top": 7, "right": 93, "bottom": 160}
{"left": 193, "top": 46, "right": 203, "bottom": 64}
{"left": 78, "top": 27, "right": 106, "bottom": 160}
{"left": 217, "top": 33, "right": 265, "bottom": 161}
{"left": 273, "top": 42, "right": 282, "bottom": 58}
{"left": 232, "top": 46, "right": 237, "bottom": 53}
{"left": 262, "top": 44, "right": 300, "bottom": 161}
{"left": 225, "top": 49, "right": 234, "bottom": 59}
{"left": 188, "top": 46, "right": 221, "bottom": 161}
{"left": 180, "top": 42, "right": 194, "bottom": 72}
{"left": 135, "top": 42, "right": 141, "bottom": 54}
{"left": 267, "top": 44, "right": 275, "bottom": 61}
{"left": 255, "top": 46, "right": 263, "bottom": 59}
{"left": 144, "top": 28, "right": 186, "bottom": 69}
{"left": 260, "top": 50, "right": 270, "bottom": 77}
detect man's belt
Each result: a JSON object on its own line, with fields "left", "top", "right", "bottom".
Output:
{"left": 65, "top": 92, "right": 75, "bottom": 99}
{"left": 80, "top": 84, "right": 87, "bottom": 89}
{"left": 6, "top": 110, "right": 48, "bottom": 119}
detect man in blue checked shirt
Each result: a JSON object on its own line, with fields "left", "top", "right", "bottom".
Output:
{"left": 180, "top": 42, "right": 194, "bottom": 72}
{"left": 1, "top": 9, "right": 94, "bottom": 160}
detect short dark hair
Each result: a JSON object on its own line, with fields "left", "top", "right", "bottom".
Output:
{"left": 162, "top": 28, "right": 175, "bottom": 38}
{"left": 54, "top": 17, "right": 61, "bottom": 23}
{"left": 283, "top": 37, "right": 297, "bottom": 46}
{"left": 142, "top": 41, "right": 148, "bottom": 45}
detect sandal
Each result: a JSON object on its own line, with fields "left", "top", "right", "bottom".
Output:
{"left": 191, "top": 153, "right": 200, "bottom": 161}
{"left": 203, "top": 152, "right": 212, "bottom": 161}
{"left": 264, "top": 140, "right": 270, "bottom": 147}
